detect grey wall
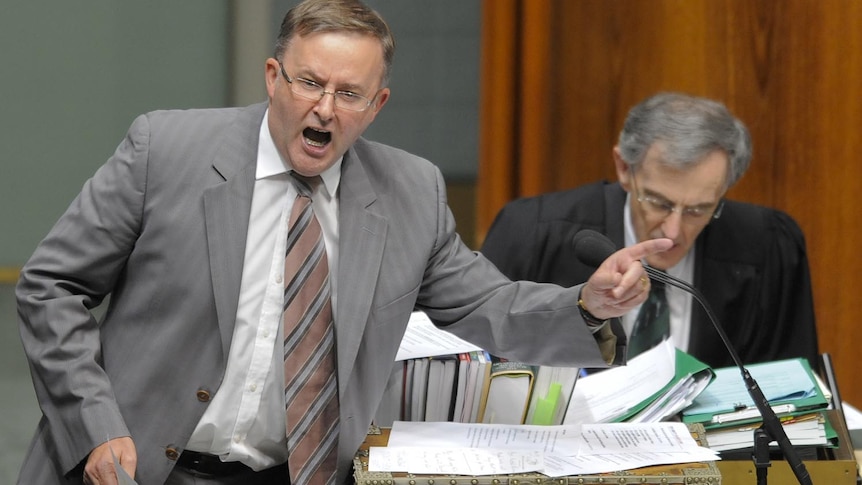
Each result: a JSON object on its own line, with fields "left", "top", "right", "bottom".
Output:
{"left": 1, "top": 0, "right": 480, "bottom": 268}
{"left": 1, "top": 2, "right": 231, "bottom": 266}
{"left": 361, "top": 0, "right": 481, "bottom": 183}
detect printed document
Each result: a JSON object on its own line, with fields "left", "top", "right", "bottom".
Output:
{"left": 564, "top": 339, "right": 675, "bottom": 424}
{"left": 370, "top": 420, "right": 718, "bottom": 476}
{"left": 395, "top": 311, "right": 482, "bottom": 361}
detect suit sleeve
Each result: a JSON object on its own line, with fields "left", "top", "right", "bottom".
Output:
{"left": 16, "top": 115, "right": 150, "bottom": 474}
{"left": 415, "top": 169, "right": 624, "bottom": 368}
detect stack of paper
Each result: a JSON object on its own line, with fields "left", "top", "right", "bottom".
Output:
{"left": 681, "top": 358, "right": 835, "bottom": 452}
{"left": 564, "top": 339, "right": 713, "bottom": 425}
{"left": 703, "top": 413, "right": 828, "bottom": 451}
{"left": 377, "top": 313, "right": 714, "bottom": 430}
{"left": 369, "top": 421, "right": 719, "bottom": 477}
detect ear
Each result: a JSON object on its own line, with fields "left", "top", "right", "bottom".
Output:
{"left": 613, "top": 146, "right": 634, "bottom": 192}
{"left": 264, "top": 58, "right": 280, "bottom": 99}
{"left": 366, "top": 87, "right": 391, "bottom": 121}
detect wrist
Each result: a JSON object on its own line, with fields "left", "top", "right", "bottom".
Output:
{"left": 578, "top": 288, "right": 608, "bottom": 327}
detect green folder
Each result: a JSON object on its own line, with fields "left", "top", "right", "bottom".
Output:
{"left": 681, "top": 358, "right": 829, "bottom": 430}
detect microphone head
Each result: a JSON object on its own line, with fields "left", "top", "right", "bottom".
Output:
{"left": 572, "top": 229, "right": 617, "bottom": 268}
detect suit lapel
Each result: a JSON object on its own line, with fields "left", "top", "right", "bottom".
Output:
{"left": 203, "top": 103, "right": 266, "bottom": 358}
{"left": 335, "top": 146, "right": 387, "bottom": 396}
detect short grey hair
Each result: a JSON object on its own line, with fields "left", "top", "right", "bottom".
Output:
{"left": 274, "top": 0, "right": 396, "bottom": 87}
{"left": 617, "top": 92, "right": 752, "bottom": 188}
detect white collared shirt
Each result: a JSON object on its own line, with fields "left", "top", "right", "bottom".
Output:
{"left": 186, "top": 109, "right": 341, "bottom": 470}
{"left": 622, "top": 193, "right": 693, "bottom": 353}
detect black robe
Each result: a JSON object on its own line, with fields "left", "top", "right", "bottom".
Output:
{"left": 481, "top": 181, "right": 819, "bottom": 370}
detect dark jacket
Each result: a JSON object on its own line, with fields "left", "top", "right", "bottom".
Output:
{"left": 481, "top": 181, "right": 819, "bottom": 369}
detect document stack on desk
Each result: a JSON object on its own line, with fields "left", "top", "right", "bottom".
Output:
{"left": 378, "top": 314, "right": 715, "bottom": 430}
{"left": 681, "top": 358, "right": 835, "bottom": 452}
{"left": 366, "top": 420, "right": 719, "bottom": 477}
{"left": 563, "top": 339, "right": 714, "bottom": 425}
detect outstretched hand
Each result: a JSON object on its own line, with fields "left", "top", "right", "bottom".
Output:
{"left": 82, "top": 437, "right": 137, "bottom": 485}
{"left": 580, "top": 237, "right": 673, "bottom": 320}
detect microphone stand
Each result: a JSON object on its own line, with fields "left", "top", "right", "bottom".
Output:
{"left": 643, "top": 265, "right": 813, "bottom": 485}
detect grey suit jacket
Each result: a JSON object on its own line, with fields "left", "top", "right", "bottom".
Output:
{"left": 17, "top": 103, "right": 621, "bottom": 484}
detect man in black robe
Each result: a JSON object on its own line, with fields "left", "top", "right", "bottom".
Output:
{"left": 481, "top": 92, "right": 818, "bottom": 369}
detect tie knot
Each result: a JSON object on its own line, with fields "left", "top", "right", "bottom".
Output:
{"left": 650, "top": 277, "right": 667, "bottom": 296}
{"left": 289, "top": 171, "right": 320, "bottom": 198}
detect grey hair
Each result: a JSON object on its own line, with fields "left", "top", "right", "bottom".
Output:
{"left": 274, "top": 0, "right": 396, "bottom": 88}
{"left": 617, "top": 92, "right": 752, "bottom": 188}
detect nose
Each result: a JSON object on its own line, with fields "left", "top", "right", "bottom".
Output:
{"left": 313, "top": 92, "right": 336, "bottom": 121}
{"left": 661, "top": 211, "right": 684, "bottom": 240}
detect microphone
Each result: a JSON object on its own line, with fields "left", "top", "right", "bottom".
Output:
{"left": 572, "top": 229, "right": 812, "bottom": 485}
{"left": 571, "top": 229, "right": 618, "bottom": 268}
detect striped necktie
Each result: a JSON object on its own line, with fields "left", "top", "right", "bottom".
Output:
{"left": 628, "top": 278, "right": 670, "bottom": 358}
{"left": 283, "top": 172, "right": 339, "bottom": 484}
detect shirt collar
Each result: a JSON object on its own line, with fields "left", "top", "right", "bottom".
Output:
{"left": 256, "top": 108, "right": 342, "bottom": 199}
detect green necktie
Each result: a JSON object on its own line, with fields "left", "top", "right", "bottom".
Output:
{"left": 628, "top": 279, "right": 670, "bottom": 358}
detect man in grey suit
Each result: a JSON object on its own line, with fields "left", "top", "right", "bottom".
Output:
{"left": 16, "top": 1, "right": 670, "bottom": 484}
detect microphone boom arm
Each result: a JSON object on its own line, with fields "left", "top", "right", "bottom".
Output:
{"left": 643, "top": 265, "right": 813, "bottom": 485}
{"left": 572, "top": 228, "right": 813, "bottom": 483}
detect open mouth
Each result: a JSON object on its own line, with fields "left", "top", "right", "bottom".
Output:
{"left": 303, "top": 127, "right": 331, "bottom": 148}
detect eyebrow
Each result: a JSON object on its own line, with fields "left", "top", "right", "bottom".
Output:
{"left": 293, "top": 70, "right": 366, "bottom": 93}
{"left": 642, "top": 188, "right": 717, "bottom": 209}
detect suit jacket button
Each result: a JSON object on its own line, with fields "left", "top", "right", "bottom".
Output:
{"left": 165, "top": 447, "right": 180, "bottom": 461}
{"left": 196, "top": 389, "right": 211, "bottom": 402}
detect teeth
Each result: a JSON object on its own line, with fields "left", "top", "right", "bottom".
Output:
{"left": 303, "top": 126, "right": 330, "bottom": 148}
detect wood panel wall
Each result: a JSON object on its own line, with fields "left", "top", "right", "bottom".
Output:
{"left": 478, "top": 0, "right": 862, "bottom": 406}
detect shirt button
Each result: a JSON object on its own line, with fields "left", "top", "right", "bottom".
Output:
{"left": 275, "top": 275, "right": 283, "bottom": 284}
{"left": 249, "top": 383, "right": 257, "bottom": 392}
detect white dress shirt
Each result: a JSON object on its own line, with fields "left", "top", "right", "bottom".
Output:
{"left": 622, "top": 194, "right": 694, "bottom": 353}
{"left": 185, "top": 109, "right": 341, "bottom": 470}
